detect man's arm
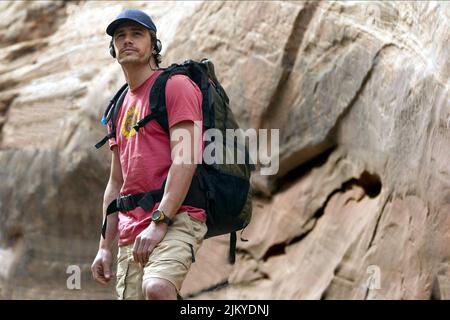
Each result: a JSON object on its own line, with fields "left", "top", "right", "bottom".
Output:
{"left": 158, "top": 120, "right": 199, "bottom": 219}
{"left": 100, "top": 146, "right": 123, "bottom": 248}
{"left": 91, "top": 146, "right": 123, "bottom": 284}
{"left": 132, "top": 120, "right": 199, "bottom": 265}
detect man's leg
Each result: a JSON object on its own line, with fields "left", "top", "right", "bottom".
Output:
{"left": 142, "top": 212, "right": 207, "bottom": 300}
{"left": 142, "top": 277, "right": 177, "bottom": 300}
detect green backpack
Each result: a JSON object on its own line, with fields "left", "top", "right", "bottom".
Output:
{"left": 95, "top": 59, "right": 254, "bottom": 263}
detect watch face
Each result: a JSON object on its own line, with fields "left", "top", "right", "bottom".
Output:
{"left": 152, "top": 210, "right": 161, "bottom": 221}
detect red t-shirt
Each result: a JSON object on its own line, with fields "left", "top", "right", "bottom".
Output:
{"left": 108, "top": 71, "right": 206, "bottom": 246}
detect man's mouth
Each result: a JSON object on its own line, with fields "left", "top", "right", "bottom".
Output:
{"left": 121, "top": 48, "right": 137, "bottom": 54}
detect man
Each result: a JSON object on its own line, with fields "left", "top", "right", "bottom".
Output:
{"left": 91, "top": 9, "right": 207, "bottom": 300}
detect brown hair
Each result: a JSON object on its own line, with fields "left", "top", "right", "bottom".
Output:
{"left": 149, "top": 30, "right": 162, "bottom": 68}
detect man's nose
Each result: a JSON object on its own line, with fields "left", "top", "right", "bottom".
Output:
{"left": 123, "top": 33, "right": 134, "bottom": 45}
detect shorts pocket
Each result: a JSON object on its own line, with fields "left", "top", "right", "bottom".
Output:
{"left": 149, "top": 238, "right": 193, "bottom": 269}
{"left": 189, "top": 216, "right": 208, "bottom": 242}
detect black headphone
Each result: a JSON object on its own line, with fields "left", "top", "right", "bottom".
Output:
{"left": 109, "top": 39, "right": 162, "bottom": 58}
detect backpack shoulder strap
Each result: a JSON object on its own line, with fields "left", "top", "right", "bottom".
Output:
{"left": 133, "top": 61, "right": 210, "bottom": 135}
{"left": 148, "top": 64, "right": 189, "bottom": 134}
{"left": 94, "top": 83, "right": 128, "bottom": 149}
{"left": 101, "top": 83, "right": 128, "bottom": 125}
{"left": 110, "top": 85, "right": 128, "bottom": 133}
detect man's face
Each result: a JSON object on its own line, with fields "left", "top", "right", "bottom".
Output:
{"left": 113, "top": 21, "right": 152, "bottom": 66}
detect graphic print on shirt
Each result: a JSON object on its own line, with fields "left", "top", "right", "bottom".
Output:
{"left": 121, "top": 105, "right": 140, "bottom": 140}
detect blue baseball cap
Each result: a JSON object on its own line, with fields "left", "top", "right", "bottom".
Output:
{"left": 106, "top": 9, "right": 157, "bottom": 36}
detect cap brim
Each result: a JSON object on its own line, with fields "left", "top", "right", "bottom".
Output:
{"left": 106, "top": 18, "right": 154, "bottom": 36}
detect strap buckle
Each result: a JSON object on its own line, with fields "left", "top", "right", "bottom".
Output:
{"left": 118, "top": 194, "right": 136, "bottom": 212}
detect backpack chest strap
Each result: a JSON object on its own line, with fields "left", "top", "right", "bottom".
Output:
{"left": 133, "top": 112, "right": 160, "bottom": 132}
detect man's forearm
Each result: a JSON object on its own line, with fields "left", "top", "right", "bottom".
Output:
{"left": 99, "top": 180, "right": 121, "bottom": 249}
{"left": 158, "top": 162, "right": 197, "bottom": 219}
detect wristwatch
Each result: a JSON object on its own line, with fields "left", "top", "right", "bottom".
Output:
{"left": 151, "top": 209, "right": 173, "bottom": 225}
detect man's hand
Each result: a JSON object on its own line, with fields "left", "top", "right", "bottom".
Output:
{"left": 91, "top": 248, "right": 113, "bottom": 285}
{"left": 133, "top": 222, "right": 168, "bottom": 266}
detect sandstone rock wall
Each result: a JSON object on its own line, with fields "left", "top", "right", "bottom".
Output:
{"left": 0, "top": 1, "right": 449, "bottom": 299}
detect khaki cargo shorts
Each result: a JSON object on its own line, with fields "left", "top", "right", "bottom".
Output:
{"left": 115, "top": 212, "right": 207, "bottom": 299}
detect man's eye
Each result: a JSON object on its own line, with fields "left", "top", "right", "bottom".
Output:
{"left": 134, "top": 32, "right": 142, "bottom": 36}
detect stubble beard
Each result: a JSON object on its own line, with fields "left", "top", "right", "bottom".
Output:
{"left": 120, "top": 55, "right": 143, "bottom": 66}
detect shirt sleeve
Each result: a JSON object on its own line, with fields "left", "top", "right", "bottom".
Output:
{"left": 165, "top": 74, "right": 203, "bottom": 128}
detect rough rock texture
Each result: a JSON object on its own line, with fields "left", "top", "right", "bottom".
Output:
{"left": 0, "top": 1, "right": 449, "bottom": 299}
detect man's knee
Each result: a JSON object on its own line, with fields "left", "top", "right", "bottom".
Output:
{"left": 142, "top": 278, "right": 177, "bottom": 300}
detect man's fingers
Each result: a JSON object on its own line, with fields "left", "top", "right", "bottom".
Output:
{"left": 144, "top": 244, "right": 155, "bottom": 265}
{"left": 91, "top": 265, "right": 96, "bottom": 280}
{"left": 134, "top": 237, "right": 146, "bottom": 265}
{"left": 133, "top": 237, "right": 141, "bottom": 263}
{"left": 91, "top": 263, "right": 101, "bottom": 280}
{"left": 134, "top": 237, "right": 157, "bottom": 265}
{"left": 139, "top": 239, "right": 149, "bottom": 265}
{"left": 96, "top": 275, "right": 107, "bottom": 285}
{"left": 93, "top": 264, "right": 107, "bottom": 285}
{"left": 135, "top": 245, "right": 142, "bottom": 264}
{"left": 137, "top": 239, "right": 149, "bottom": 265}
{"left": 103, "top": 261, "right": 111, "bottom": 280}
